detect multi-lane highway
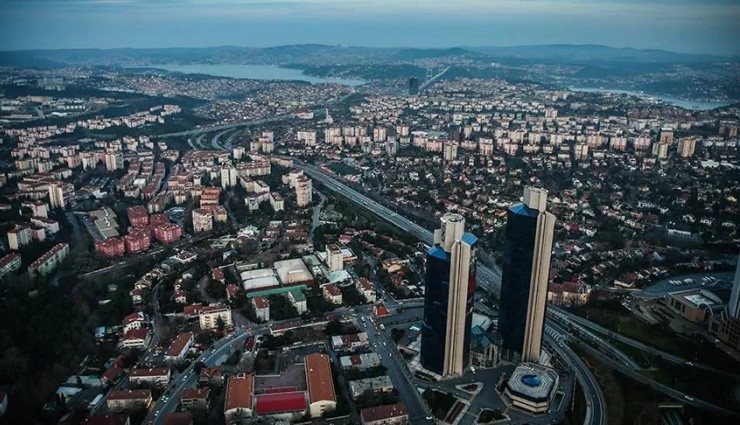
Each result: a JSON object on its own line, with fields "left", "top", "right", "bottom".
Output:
{"left": 295, "top": 160, "right": 607, "bottom": 425}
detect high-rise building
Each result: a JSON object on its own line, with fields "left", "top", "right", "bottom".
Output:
{"left": 105, "top": 152, "right": 121, "bottom": 171}
{"left": 498, "top": 187, "right": 556, "bottom": 363}
{"left": 729, "top": 254, "right": 740, "bottom": 319}
{"left": 421, "top": 213, "right": 477, "bottom": 377}
{"left": 678, "top": 137, "right": 697, "bottom": 158}
{"left": 295, "top": 177, "right": 312, "bottom": 208}
{"left": 48, "top": 182, "right": 67, "bottom": 209}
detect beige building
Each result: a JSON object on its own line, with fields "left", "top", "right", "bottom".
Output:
{"left": 295, "top": 177, "right": 312, "bottom": 207}
{"left": 106, "top": 389, "right": 152, "bottom": 412}
{"left": 199, "top": 304, "right": 233, "bottom": 330}
{"left": 192, "top": 208, "right": 213, "bottom": 233}
{"left": 48, "top": 182, "right": 66, "bottom": 209}
{"left": 224, "top": 374, "right": 254, "bottom": 423}
{"left": 305, "top": 353, "right": 336, "bottom": 418}
{"left": 521, "top": 187, "right": 555, "bottom": 364}
{"left": 326, "top": 244, "right": 344, "bottom": 272}
{"left": 678, "top": 137, "right": 697, "bottom": 158}
{"left": 27, "top": 242, "right": 69, "bottom": 277}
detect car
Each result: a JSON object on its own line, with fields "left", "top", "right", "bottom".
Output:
{"left": 684, "top": 395, "right": 694, "bottom": 401}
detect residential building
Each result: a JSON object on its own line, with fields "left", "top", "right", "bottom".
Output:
{"left": 349, "top": 376, "right": 394, "bottom": 399}
{"left": 295, "top": 177, "right": 312, "bottom": 207}
{"left": 106, "top": 389, "right": 152, "bottom": 412}
{"left": 498, "top": 187, "right": 555, "bottom": 363}
{"left": 95, "top": 237, "right": 126, "bottom": 257}
{"left": 28, "top": 242, "right": 69, "bottom": 277}
{"left": 421, "top": 213, "right": 477, "bottom": 377}
{"left": 7, "top": 224, "right": 33, "bottom": 250}
{"left": 127, "top": 205, "right": 149, "bottom": 227}
{"left": 199, "top": 304, "right": 233, "bottom": 330}
{"left": 269, "top": 192, "right": 284, "bottom": 212}
{"left": 122, "top": 328, "right": 151, "bottom": 349}
{"left": 48, "top": 182, "right": 67, "bottom": 209}
{"left": 339, "top": 353, "right": 381, "bottom": 371}
{"left": 356, "top": 278, "right": 376, "bottom": 303}
{"left": 224, "top": 374, "right": 254, "bottom": 423}
{"left": 360, "top": 403, "right": 409, "bottom": 425}
{"left": 123, "top": 312, "right": 147, "bottom": 333}
{"left": 154, "top": 223, "right": 182, "bottom": 244}
{"left": 129, "top": 368, "right": 171, "bottom": 388}
{"left": 181, "top": 387, "right": 210, "bottom": 411}
{"left": 165, "top": 332, "right": 194, "bottom": 363}
{"left": 547, "top": 282, "right": 590, "bottom": 307}
{"left": 322, "top": 283, "right": 343, "bottom": 304}
{"left": 326, "top": 244, "right": 344, "bottom": 271}
{"left": 252, "top": 296, "right": 270, "bottom": 322}
{"left": 192, "top": 208, "right": 213, "bottom": 233}
{"left": 305, "top": 353, "right": 336, "bottom": 418}
{"left": 678, "top": 137, "right": 697, "bottom": 157}
{"left": 0, "top": 253, "right": 22, "bottom": 279}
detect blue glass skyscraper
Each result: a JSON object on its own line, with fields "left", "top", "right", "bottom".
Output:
{"left": 421, "top": 213, "right": 477, "bottom": 377}
{"left": 498, "top": 187, "right": 555, "bottom": 363}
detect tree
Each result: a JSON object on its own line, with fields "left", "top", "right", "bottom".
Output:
{"left": 324, "top": 319, "right": 342, "bottom": 335}
{"left": 205, "top": 279, "right": 226, "bottom": 300}
{"left": 216, "top": 316, "right": 226, "bottom": 333}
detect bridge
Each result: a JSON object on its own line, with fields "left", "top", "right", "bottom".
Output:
{"left": 418, "top": 66, "right": 451, "bottom": 92}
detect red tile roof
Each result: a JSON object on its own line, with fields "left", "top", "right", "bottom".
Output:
{"left": 255, "top": 392, "right": 307, "bottom": 415}
{"left": 224, "top": 374, "right": 254, "bottom": 412}
{"left": 305, "top": 353, "right": 335, "bottom": 404}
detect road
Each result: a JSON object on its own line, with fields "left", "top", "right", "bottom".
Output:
{"left": 296, "top": 161, "right": 606, "bottom": 425}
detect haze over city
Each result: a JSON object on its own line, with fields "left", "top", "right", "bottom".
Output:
{"left": 0, "top": 1, "right": 738, "bottom": 425}
{"left": 0, "top": 0, "right": 739, "bottom": 54}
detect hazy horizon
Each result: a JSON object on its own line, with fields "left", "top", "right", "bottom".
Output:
{"left": 1, "top": 0, "right": 739, "bottom": 55}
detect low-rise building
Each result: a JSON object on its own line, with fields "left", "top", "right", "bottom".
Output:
{"left": 349, "top": 376, "right": 394, "bottom": 399}
{"left": 305, "top": 353, "right": 336, "bottom": 418}
{"left": 356, "top": 278, "right": 376, "bottom": 303}
{"left": 360, "top": 403, "right": 409, "bottom": 425}
{"left": 504, "top": 363, "right": 559, "bottom": 414}
{"left": 129, "top": 368, "right": 171, "bottom": 388}
{"left": 106, "top": 389, "right": 152, "bottom": 412}
{"left": 181, "top": 387, "right": 210, "bottom": 411}
{"left": 251, "top": 296, "right": 270, "bottom": 322}
{"left": 331, "top": 332, "right": 369, "bottom": 351}
{"left": 322, "top": 283, "right": 343, "bottom": 305}
{"left": 339, "top": 353, "right": 381, "bottom": 371}
{"left": 28, "top": 242, "right": 69, "bottom": 276}
{"left": 165, "top": 332, "right": 194, "bottom": 363}
{"left": 0, "top": 252, "right": 22, "bottom": 279}
{"left": 224, "top": 374, "right": 254, "bottom": 423}
{"left": 199, "top": 304, "right": 233, "bottom": 330}
{"left": 122, "top": 328, "right": 151, "bottom": 349}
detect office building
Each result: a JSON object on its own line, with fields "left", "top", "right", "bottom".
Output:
{"left": 498, "top": 187, "right": 555, "bottom": 363}
{"left": 729, "top": 254, "right": 740, "bottom": 319}
{"left": 420, "top": 213, "right": 477, "bottom": 377}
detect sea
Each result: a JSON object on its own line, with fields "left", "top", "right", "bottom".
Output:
{"left": 144, "top": 63, "right": 366, "bottom": 86}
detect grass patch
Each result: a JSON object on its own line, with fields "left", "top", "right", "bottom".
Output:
{"left": 327, "top": 161, "right": 360, "bottom": 175}
{"left": 422, "top": 388, "right": 456, "bottom": 420}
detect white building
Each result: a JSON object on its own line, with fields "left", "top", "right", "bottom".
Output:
{"left": 199, "top": 305, "right": 233, "bottom": 330}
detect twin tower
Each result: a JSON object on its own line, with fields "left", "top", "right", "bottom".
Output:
{"left": 421, "top": 187, "right": 555, "bottom": 377}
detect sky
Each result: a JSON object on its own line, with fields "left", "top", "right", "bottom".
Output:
{"left": 0, "top": 0, "right": 738, "bottom": 55}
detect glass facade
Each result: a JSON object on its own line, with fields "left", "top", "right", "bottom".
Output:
{"left": 421, "top": 247, "right": 451, "bottom": 374}
{"left": 498, "top": 204, "right": 540, "bottom": 359}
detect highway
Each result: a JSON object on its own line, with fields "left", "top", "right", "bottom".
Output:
{"left": 295, "top": 160, "right": 607, "bottom": 425}
{"left": 550, "top": 306, "right": 736, "bottom": 377}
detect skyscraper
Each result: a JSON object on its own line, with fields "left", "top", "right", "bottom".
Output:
{"left": 728, "top": 254, "right": 740, "bottom": 319}
{"left": 421, "top": 213, "right": 477, "bottom": 377}
{"left": 498, "top": 187, "right": 556, "bottom": 363}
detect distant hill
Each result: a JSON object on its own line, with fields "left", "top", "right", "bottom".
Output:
{"left": 0, "top": 43, "right": 732, "bottom": 68}
{"left": 466, "top": 44, "right": 727, "bottom": 64}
